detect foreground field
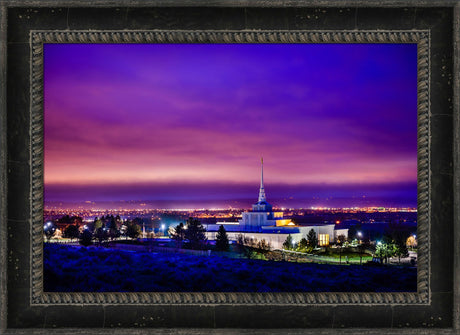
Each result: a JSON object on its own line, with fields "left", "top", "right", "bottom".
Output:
{"left": 44, "top": 244, "right": 417, "bottom": 292}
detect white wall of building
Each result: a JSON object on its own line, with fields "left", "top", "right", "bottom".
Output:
{"left": 206, "top": 223, "right": 348, "bottom": 250}
{"left": 206, "top": 231, "right": 302, "bottom": 250}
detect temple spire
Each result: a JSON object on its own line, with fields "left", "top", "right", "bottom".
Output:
{"left": 258, "top": 157, "right": 266, "bottom": 203}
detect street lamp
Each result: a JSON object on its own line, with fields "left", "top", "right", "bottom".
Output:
{"left": 357, "top": 231, "right": 362, "bottom": 244}
{"left": 44, "top": 221, "right": 56, "bottom": 242}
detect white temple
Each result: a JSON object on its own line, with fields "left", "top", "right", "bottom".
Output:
{"left": 206, "top": 159, "right": 348, "bottom": 249}
{"left": 237, "top": 158, "right": 292, "bottom": 231}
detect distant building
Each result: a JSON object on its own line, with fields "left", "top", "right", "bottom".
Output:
{"left": 206, "top": 159, "right": 348, "bottom": 249}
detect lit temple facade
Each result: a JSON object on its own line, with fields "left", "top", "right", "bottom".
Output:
{"left": 206, "top": 159, "right": 348, "bottom": 249}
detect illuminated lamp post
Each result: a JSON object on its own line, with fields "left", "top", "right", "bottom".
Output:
{"left": 357, "top": 232, "right": 363, "bottom": 264}
{"left": 357, "top": 231, "right": 362, "bottom": 243}
{"left": 44, "top": 221, "right": 56, "bottom": 242}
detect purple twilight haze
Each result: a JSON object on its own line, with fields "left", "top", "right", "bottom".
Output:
{"left": 44, "top": 43, "right": 417, "bottom": 209}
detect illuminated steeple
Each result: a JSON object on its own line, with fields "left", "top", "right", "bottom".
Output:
{"left": 258, "top": 157, "right": 267, "bottom": 203}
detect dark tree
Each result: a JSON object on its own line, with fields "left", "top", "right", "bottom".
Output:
{"left": 236, "top": 234, "right": 255, "bottom": 259}
{"left": 126, "top": 223, "right": 141, "bottom": 240}
{"left": 347, "top": 223, "right": 362, "bottom": 240}
{"left": 106, "top": 217, "right": 119, "bottom": 242}
{"left": 71, "top": 216, "right": 83, "bottom": 225}
{"left": 348, "top": 225, "right": 356, "bottom": 240}
{"left": 282, "top": 234, "right": 293, "bottom": 250}
{"left": 307, "top": 229, "right": 318, "bottom": 250}
{"left": 297, "top": 237, "right": 308, "bottom": 252}
{"left": 215, "top": 225, "right": 229, "bottom": 251}
{"left": 115, "top": 215, "right": 122, "bottom": 227}
{"left": 336, "top": 234, "right": 346, "bottom": 245}
{"left": 395, "top": 240, "right": 409, "bottom": 263}
{"left": 257, "top": 239, "right": 271, "bottom": 253}
{"left": 184, "top": 217, "right": 207, "bottom": 250}
{"left": 132, "top": 217, "right": 144, "bottom": 226}
{"left": 170, "top": 222, "right": 186, "bottom": 248}
{"left": 357, "top": 243, "right": 366, "bottom": 265}
{"left": 95, "top": 227, "right": 109, "bottom": 246}
{"left": 391, "top": 230, "right": 410, "bottom": 263}
{"left": 64, "top": 225, "right": 80, "bottom": 241}
{"left": 93, "top": 218, "right": 103, "bottom": 232}
{"left": 79, "top": 229, "right": 93, "bottom": 246}
{"left": 108, "top": 217, "right": 117, "bottom": 229}
{"left": 57, "top": 215, "right": 72, "bottom": 224}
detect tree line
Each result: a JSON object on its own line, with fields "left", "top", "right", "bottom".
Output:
{"left": 169, "top": 217, "right": 230, "bottom": 252}
{"left": 44, "top": 215, "right": 144, "bottom": 247}
{"left": 281, "top": 228, "right": 410, "bottom": 264}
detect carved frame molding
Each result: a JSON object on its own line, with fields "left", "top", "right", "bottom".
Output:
{"left": 30, "top": 29, "right": 430, "bottom": 306}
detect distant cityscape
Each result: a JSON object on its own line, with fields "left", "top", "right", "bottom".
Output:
{"left": 44, "top": 204, "right": 417, "bottom": 226}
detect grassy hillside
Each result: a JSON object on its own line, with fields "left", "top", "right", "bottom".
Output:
{"left": 44, "top": 244, "right": 417, "bottom": 292}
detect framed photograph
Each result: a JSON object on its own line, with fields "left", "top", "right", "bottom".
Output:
{"left": 41, "top": 36, "right": 421, "bottom": 295}
{"left": 1, "top": 1, "right": 459, "bottom": 334}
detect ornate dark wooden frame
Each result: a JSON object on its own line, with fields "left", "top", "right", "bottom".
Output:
{"left": 1, "top": 2, "right": 459, "bottom": 334}
{"left": 30, "top": 29, "right": 430, "bottom": 306}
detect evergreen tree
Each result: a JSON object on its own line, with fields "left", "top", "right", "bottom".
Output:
{"left": 126, "top": 222, "right": 141, "bottom": 240}
{"left": 79, "top": 229, "right": 93, "bottom": 246}
{"left": 297, "top": 237, "right": 308, "bottom": 252}
{"left": 64, "top": 224, "right": 80, "bottom": 241}
{"left": 215, "top": 225, "right": 230, "bottom": 251}
{"left": 307, "top": 229, "right": 318, "bottom": 251}
{"left": 107, "top": 217, "right": 118, "bottom": 241}
{"left": 93, "top": 218, "right": 103, "bottom": 232}
{"left": 171, "top": 222, "right": 186, "bottom": 248}
{"left": 184, "top": 217, "right": 207, "bottom": 250}
{"left": 236, "top": 234, "right": 255, "bottom": 259}
{"left": 95, "top": 227, "right": 109, "bottom": 246}
{"left": 283, "top": 234, "right": 293, "bottom": 250}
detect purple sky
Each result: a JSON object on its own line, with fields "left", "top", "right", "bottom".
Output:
{"left": 44, "top": 43, "right": 417, "bottom": 208}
